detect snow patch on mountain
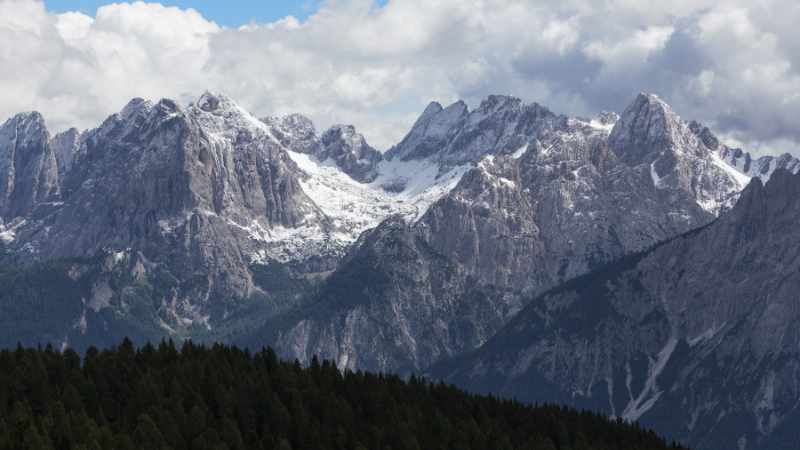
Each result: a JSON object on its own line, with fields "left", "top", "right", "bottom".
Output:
{"left": 512, "top": 143, "right": 529, "bottom": 159}
{"left": 0, "top": 218, "right": 26, "bottom": 244}
{"left": 288, "top": 150, "right": 471, "bottom": 241}
{"left": 711, "top": 151, "right": 751, "bottom": 187}
{"left": 621, "top": 337, "right": 678, "bottom": 422}
{"left": 650, "top": 158, "right": 664, "bottom": 188}
{"left": 0, "top": 226, "right": 14, "bottom": 244}
{"left": 589, "top": 118, "right": 616, "bottom": 132}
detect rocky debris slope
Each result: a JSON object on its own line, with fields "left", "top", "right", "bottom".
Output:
{"left": 434, "top": 169, "right": 800, "bottom": 450}
{"left": 263, "top": 93, "right": 760, "bottom": 373}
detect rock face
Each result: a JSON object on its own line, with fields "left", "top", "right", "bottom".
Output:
{"left": 0, "top": 112, "right": 60, "bottom": 220}
{"left": 688, "top": 120, "right": 800, "bottom": 190}
{"left": 1, "top": 92, "right": 337, "bottom": 334}
{"left": 0, "top": 92, "right": 475, "bottom": 342}
{"left": 609, "top": 93, "right": 750, "bottom": 214}
{"left": 319, "top": 125, "right": 383, "bottom": 182}
{"left": 434, "top": 170, "right": 800, "bottom": 450}
{"left": 50, "top": 127, "right": 82, "bottom": 177}
{"left": 266, "top": 115, "right": 383, "bottom": 183}
{"left": 386, "top": 95, "right": 561, "bottom": 167}
{"left": 264, "top": 215, "right": 511, "bottom": 371}
{"left": 263, "top": 93, "right": 755, "bottom": 373}
{"left": 265, "top": 113, "right": 322, "bottom": 155}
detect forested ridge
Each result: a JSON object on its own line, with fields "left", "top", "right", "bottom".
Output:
{"left": 0, "top": 340, "right": 687, "bottom": 450}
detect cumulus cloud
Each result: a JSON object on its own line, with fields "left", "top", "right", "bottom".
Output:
{"left": 1, "top": 0, "right": 800, "bottom": 155}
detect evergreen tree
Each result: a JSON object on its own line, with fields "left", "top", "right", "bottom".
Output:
{"left": 133, "top": 413, "right": 166, "bottom": 449}
{"left": 0, "top": 340, "right": 688, "bottom": 450}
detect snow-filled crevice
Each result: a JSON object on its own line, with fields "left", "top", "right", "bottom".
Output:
{"left": 621, "top": 337, "right": 678, "bottom": 422}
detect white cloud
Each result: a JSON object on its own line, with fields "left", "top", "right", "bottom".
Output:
{"left": 1, "top": 0, "right": 800, "bottom": 155}
{"left": 583, "top": 26, "right": 674, "bottom": 73}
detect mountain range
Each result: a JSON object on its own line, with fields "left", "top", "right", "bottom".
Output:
{"left": 1, "top": 90, "right": 799, "bottom": 450}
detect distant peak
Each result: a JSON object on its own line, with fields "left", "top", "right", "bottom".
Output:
{"left": 688, "top": 120, "right": 720, "bottom": 150}
{"left": 264, "top": 113, "right": 316, "bottom": 130}
{"left": 282, "top": 113, "right": 314, "bottom": 126}
{"left": 409, "top": 100, "right": 461, "bottom": 131}
{"left": 6, "top": 111, "right": 45, "bottom": 128}
{"left": 636, "top": 92, "right": 665, "bottom": 104}
{"left": 608, "top": 93, "right": 686, "bottom": 166}
{"left": 326, "top": 124, "right": 357, "bottom": 134}
{"left": 322, "top": 124, "right": 368, "bottom": 147}
{"left": 52, "top": 127, "right": 81, "bottom": 142}
{"left": 444, "top": 100, "right": 468, "bottom": 114}
{"left": 120, "top": 97, "right": 153, "bottom": 120}
{"left": 736, "top": 168, "right": 800, "bottom": 208}
{"left": 196, "top": 91, "right": 229, "bottom": 112}
{"left": 728, "top": 168, "right": 800, "bottom": 230}
{"left": 596, "top": 111, "right": 619, "bottom": 124}
{"left": 478, "top": 94, "right": 523, "bottom": 111}
{"left": 194, "top": 91, "right": 244, "bottom": 116}
{"left": 1, "top": 112, "right": 48, "bottom": 141}
{"left": 591, "top": 111, "right": 619, "bottom": 129}
{"left": 617, "top": 92, "right": 678, "bottom": 123}
{"left": 154, "top": 98, "right": 180, "bottom": 114}
{"left": 764, "top": 168, "right": 800, "bottom": 196}
{"left": 421, "top": 101, "right": 444, "bottom": 117}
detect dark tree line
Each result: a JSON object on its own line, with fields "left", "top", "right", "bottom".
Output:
{"left": 0, "top": 339, "right": 687, "bottom": 450}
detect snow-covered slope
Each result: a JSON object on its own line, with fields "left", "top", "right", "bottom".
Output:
{"left": 288, "top": 150, "right": 470, "bottom": 238}
{"left": 689, "top": 120, "right": 800, "bottom": 184}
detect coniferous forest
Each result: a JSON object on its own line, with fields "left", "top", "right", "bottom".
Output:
{"left": 0, "top": 339, "right": 687, "bottom": 450}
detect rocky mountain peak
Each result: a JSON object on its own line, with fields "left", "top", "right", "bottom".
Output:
{"left": 318, "top": 124, "right": 383, "bottom": 182}
{"left": 187, "top": 92, "right": 279, "bottom": 146}
{"left": 688, "top": 120, "right": 720, "bottom": 150}
{"left": 475, "top": 94, "right": 524, "bottom": 114}
{"left": 387, "top": 100, "right": 469, "bottom": 161}
{"left": 90, "top": 97, "right": 177, "bottom": 146}
{"left": 50, "top": 127, "right": 82, "bottom": 177}
{"left": 608, "top": 92, "right": 691, "bottom": 166}
{"left": 119, "top": 97, "right": 153, "bottom": 121}
{"left": 12, "top": 110, "right": 45, "bottom": 126}
{"left": 0, "top": 111, "right": 59, "bottom": 220}
{"left": 1, "top": 92, "right": 335, "bottom": 323}
{"left": 592, "top": 111, "right": 620, "bottom": 129}
{"left": 607, "top": 93, "right": 752, "bottom": 213}
{"left": 388, "top": 94, "right": 564, "bottom": 167}
{"left": 718, "top": 145, "right": 800, "bottom": 182}
{"left": 729, "top": 169, "right": 800, "bottom": 231}
{"left": 762, "top": 167, "right": 800, "bottom": 203}
{"left": 191, "top": 91, "right": 252, "bottom": 123}
{"left": 321, "top": 124, "right": 362, "bottom": 144}
{"left": 264, "top": 113, "right": 322, "bottom": 155}
{"left": 418, "top": 101, "right": 444, "bottom": 121}
{"left": 3, "top": 112, "right": 48, "bottom": 146}
{"left": 195, "top": 91, "right": 226, "bottom": 113}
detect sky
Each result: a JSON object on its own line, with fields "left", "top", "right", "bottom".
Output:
{"left": 44, "top": 0, "right": 336, "bottom": 26}
{"left": 2, "top": 0, "right": 800, "bottom": 156}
